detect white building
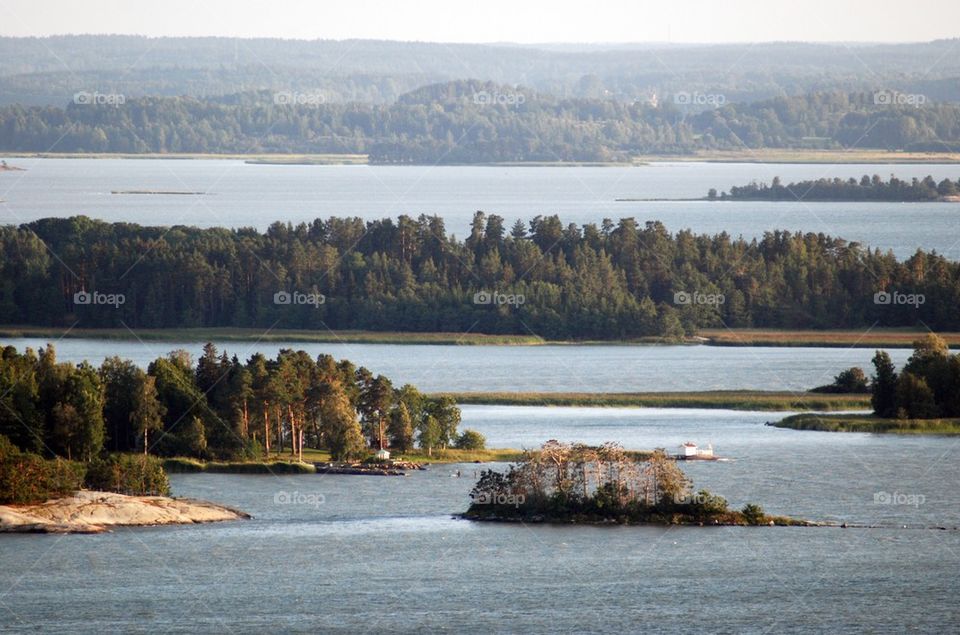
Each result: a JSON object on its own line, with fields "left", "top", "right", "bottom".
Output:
{"left": 680, "top": 442, "right": 699, "bottom": 457}
{"left": 375, "top": 449, "right": 391, "bottom": 461}
{"left": 680, "top": 442, "right": 714, "bottom": 458}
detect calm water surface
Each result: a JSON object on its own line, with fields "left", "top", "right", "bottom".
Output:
{"left": 2, "top": 338, "right": 912, "bottom": 393}
{"left": 2, "top": 407, "right": 958, "bottom": 633}
{"left": 2, "top": 158, "right": 957, "bottom": 632}
{"left": 2, "top": 158, "right": 959, "bottom": 258}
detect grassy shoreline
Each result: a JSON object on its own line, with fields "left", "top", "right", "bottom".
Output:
{"left": 772, "top": 413, "right": 960, "bottom": 435}
{"left": 3, "top": 326, "right": 955, "bottom": 348}
{"left": 698, "top": 328, "right": 960, "bottom": 348}
{"left": 5, "top": 149, "right": 960, "bottom": 164}
{"left": 1, "top": 152, "right": 368, "bottom": 164}
{"left": 632, "top": 149, "right": 960, "bottom": 164}
{"left": 0, "top": 326, "right": 546, "bottom": 346}
{"left": 163, "top": 447, "right": 524, "bottom": 473}
{"left": 436, "top": 390, "right": 871, "bottom": 411}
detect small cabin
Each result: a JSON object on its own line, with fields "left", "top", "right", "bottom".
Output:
{"left": 375, "top": 449, "right": 391, "bottom": 461}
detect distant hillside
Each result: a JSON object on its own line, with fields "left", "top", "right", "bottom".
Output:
{"left": 1, "top": 85, "right": 959, "bottom": 162}
{"left": 2, "top": 36, "right": 960, "bottom": 106}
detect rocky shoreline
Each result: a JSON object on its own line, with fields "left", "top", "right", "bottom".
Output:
{"left": 0, "top": 490, "right": 250, "bottom": 534}
{"left": 313, "top": 460, "right": 425, "bottom": 476}
{"left": 458, "top": 511, "right": 818, "bottom": 527}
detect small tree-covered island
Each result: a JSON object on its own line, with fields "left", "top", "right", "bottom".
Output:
{"left": 775, "top": 334, "right": 960, "bottom": 434}
{"left": 462, "top": 441, "right": 814, "bottom": 527}
{"left": 710, "top": 173, "right": 960, "bottom": 202}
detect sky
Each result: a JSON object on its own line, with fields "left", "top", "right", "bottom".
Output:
{"left": 1, "top": 0, "right": 959, "bottom": 43}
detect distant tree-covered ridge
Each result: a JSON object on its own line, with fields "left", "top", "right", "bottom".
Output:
{"left": 714, "top": 174, "right": 960, "bottom": 201}
{"left": 2, "top": 86, "right": 960, "bottom": 162}
{"left": 2, "top": 213, "right": 959, "bottom": 339}
{"left": 4, "top": 36, "right": 960, "bottom": 108}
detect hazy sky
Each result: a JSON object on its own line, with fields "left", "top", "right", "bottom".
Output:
{"left": 2, "top": 0, "right": 958, "bottom": 43}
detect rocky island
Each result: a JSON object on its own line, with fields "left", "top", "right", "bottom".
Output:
{"left": 462, "top": 441, "right": 813, "bottom": 527}
{"left": 0, "top": 490, "right": 250, "bottom": 534}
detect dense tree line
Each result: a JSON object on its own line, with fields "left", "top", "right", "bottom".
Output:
{"left": 870, "top": 334, "right": 960, "bottom": 419}
{"left": 689, "top": 92, "right": 960, "bottom": 152}
{"left": 716, "top": 174, "right": 960, "bottom": 202}
{"left": 2, "top": 213, "right": 959, "bottom": 339}
{"left": 0, "top": 82, "right": 689, "bottom": 161}
{"left": 0, "top": 342, "right": 464, "bottom": 464}
{"left": 3, "top": 85, "right": 960, "bottom": 161}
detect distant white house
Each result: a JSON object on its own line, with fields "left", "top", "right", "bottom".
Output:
{"left": 680, "top": 442, "right": 714, "bottom": 458}
{"left": 375, "top": 449, "right": 391, "bottom": 461}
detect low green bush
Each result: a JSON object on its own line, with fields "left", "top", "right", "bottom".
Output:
{"left": 161, "top": 457, "right": 206, "bottom": 473}
{"left": 0, "top": 434, "right": 86, "bottom": 504}
{"left": 455, "top": 429, "right": 487, "bottom": 450}
{"left": 85, "top": 453, "right": 170, "bottom": 496}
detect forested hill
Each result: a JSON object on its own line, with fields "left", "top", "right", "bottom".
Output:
{"left": 1, "top": 214, "right": 958, "bottom": 339}
{"left": 3, "top": 36, "right": 960, "bottom": 106}
{"left": 2, "top": 86, "right": 960, "bottom": 161}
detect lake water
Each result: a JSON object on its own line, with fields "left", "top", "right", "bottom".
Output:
{"left": 2, "top": 158, "right": 958, "bottom": 632}
{"left": 2, "top": 407, "right": 958, "bottom": 632}
{"left": 2, "top": 158, "right": 959, "bottom": 259}
{"left": 1, "top": 338, "right": 912, "bottom": 393}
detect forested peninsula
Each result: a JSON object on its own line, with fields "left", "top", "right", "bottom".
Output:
{"left": 2, "top": 214, "right": 958, "bottom": 339}
{"left": 0, "top": 340, "right": 481, "bottom": 512}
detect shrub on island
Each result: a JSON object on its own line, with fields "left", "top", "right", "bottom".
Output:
{"left": 0, "top": 434, "right": 85, "bottom": 504}
{"left": 455, "top": 429, "right": 487, "bottom": 450}
{"left": 84, "top": 454, "right": 170, "bottom": 496}
{"left": 464, "top": 441, "right": 792, "bottom": 526}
